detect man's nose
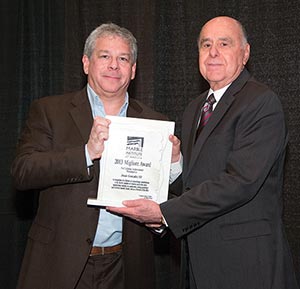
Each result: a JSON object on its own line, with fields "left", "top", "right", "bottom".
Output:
{"left": 209, "top": 45, "right": 219, "bottom": 57}
{"left": 108, "top": 57, "right": 119, "bottom": 70}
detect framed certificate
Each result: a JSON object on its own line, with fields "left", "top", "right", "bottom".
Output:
{"left": 87, "top": 116, "right": 175, "bottom": 207}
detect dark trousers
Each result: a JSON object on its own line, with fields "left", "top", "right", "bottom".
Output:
{"left": 75, "top": 251, "right": 124, "bottom": 289}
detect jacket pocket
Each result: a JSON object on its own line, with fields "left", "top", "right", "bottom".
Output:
{"left": 220, "top": 219, "right": 271, "bottom": 241}
{"left": 28, "top": 222, "right": 55, "bottom": 244}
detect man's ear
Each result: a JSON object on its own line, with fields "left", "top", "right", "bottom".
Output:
{"left": 82, "top": 55, "right": 90, "bottom": 75}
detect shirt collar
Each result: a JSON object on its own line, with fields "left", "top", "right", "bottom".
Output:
{"left": 87, "top": 84, "right": 129, "bottom": 118}
{"left": 208, "top": 83, "right": 231, "bottom": 104}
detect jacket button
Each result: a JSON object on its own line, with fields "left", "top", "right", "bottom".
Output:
{"left": 86, "top": 238, "right": 93, "bottom": 245}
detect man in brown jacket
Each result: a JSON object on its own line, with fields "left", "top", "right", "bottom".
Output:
{"left": 11, "top": 23, "right": 180, "bottom": 289}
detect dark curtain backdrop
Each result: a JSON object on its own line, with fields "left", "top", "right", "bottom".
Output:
{"left": 1, "top": 1, "right": 299, "bottom": 289}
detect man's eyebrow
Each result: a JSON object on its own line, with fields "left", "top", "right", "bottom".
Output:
{"left": 218, "top": 37, "right": 233, "bottom": 42}
{"left": 96, "top": 49, "right": 109, "bottom": 54}
{"left": 200, "top": 37, "right": 233, "bottom": 43}
{"left": 200, "top": 37, "right": 211, "bottom": 44}
{"left": 119, "top": 53, "right": 131, "bottom": 57}
{"left": 96, "top": 50, "right": 131, "bottom": 57}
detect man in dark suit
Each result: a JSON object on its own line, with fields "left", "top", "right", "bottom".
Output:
{"left": 11, "top": 23, "right": 181, "bottom": 289}
{"left": 109, "top": 16, "right": 299, "bottom": 289}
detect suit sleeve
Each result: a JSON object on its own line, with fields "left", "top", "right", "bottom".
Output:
{"left": 161, "top": 90, "right": 288, "bottom": 239}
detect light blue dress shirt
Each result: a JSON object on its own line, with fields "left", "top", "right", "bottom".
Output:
{"left": 87, "top": 84, "right": 128, "bottom": 247}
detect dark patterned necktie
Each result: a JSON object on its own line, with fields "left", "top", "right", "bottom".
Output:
{"left": 195, "top": 93, "right": 216, "bottom": 140}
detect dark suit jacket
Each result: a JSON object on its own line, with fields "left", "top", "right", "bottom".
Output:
{"left": 12, "top": 87, "right": 167, "bottom": 289}
{"left": 161, "top": 69, "right": 299, "bottom": 289}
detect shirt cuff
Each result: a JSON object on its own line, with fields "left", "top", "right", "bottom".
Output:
{"left": 85, "top": 144, "right": 93, "bottom": 172}
{"left": 169, "top": 152, "right": 183, "bottom": 184}
{"left": 153, "top": 214, "right": 168, "bottom": 234}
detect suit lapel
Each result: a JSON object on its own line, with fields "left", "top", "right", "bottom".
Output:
{"left": 186, "top": 69, "right": 251, "bottom": 179}
{"left": 187, "top": 94, "right": 234, "bottom": 177}
{"left": 69, "top": 88, "right": 93, "bottom": 142}
{"left": 184, "top": 96, "right": 206, "bottom": 168}
{"left": 127, "top": 98, "right": 143, "bottom": 118}
{"left": 69, "top": 88, "right": 101, "bottom": 181}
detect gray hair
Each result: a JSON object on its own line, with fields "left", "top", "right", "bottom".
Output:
{"left": 83, "top": 23, "right": 137, "bottom": 63}
{"left": 237, "top": 20, "right": 248, "bottom": 46}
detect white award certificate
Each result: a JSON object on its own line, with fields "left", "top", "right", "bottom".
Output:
{"left": 87, "top": 116, "right": 175, "bottom": 207}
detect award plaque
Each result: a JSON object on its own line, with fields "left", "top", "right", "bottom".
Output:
{"left": 87, "top": 116, "right": 175, "bottom": 207}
